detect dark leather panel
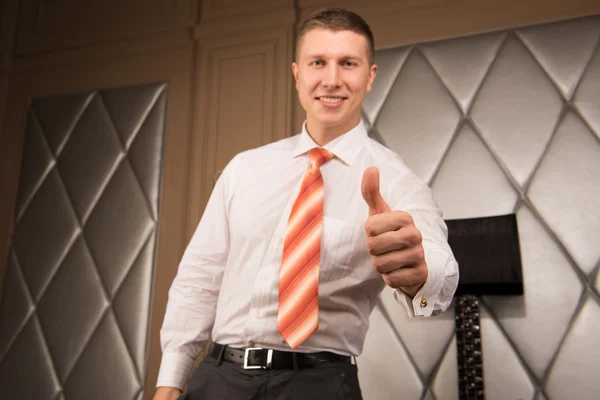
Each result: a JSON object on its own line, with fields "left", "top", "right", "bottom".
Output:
{"left": 37, "top": 238, "right": 109, "bottom": 381}
{"left": 13, "top": 169, "right": 80, "bottom": 301}
{"left": 1, "top": 82, "right": 167, "bottom": 398}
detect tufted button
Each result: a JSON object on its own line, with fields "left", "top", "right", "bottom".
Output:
{"left": 420, "top": 297, "right": 428, "bottom": 308}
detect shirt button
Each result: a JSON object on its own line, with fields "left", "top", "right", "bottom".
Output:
{"left": 420, "top": 297, "right": 428, "bottom": 308}
{"left": 277, "top": 237, "right": 284, "bottom": 246}
{"left": 260, "top": 275, "right": 268, "bottom": 282}
{"left": 254, "top": 311, "right": 262, "bottom": 320}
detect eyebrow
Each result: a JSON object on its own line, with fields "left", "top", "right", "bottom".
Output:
{"left": 305, "top": 54, "right": 363, "bottom": 61}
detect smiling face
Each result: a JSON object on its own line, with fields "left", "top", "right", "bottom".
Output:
{"left": 293, "top": 28, "right": 377, "bottom": 143}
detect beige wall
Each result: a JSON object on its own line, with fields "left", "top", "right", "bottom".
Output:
{"left": 0, "top": 1, "right": 598, "bottom": 398}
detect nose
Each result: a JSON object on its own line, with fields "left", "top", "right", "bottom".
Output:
{"left": 323, "top": 63, "right": 341, "bottom": 88}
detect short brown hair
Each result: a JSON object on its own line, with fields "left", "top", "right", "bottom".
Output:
{"left": 296, "top": 8, "right": 375, "bottom": 65}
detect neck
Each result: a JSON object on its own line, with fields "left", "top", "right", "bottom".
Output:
{"left": 305, "top": 117, "right": 361, "bottom": 146}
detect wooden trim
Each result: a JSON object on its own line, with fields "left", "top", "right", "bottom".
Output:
{"left": 0, "top": 92, "right": 30, "bottom": 304}
{"left": 14, "top": 0, "right": 199, "bottom": 55}
{"left": 368, "top": 0, "right": 600, "bottom": 48}
{"left": 187, "top": 22, "right": 295, "bottom": 238}
{"left": 201, "top": 0, "right": 294, "bottom": 21}
{"left": 11, "top": 29, "right": 195, "bottom": 72}
{"left": 0, "top": 0, "right": 19, "bottom": 63}
{"left": 0, "top": 0, "right": 21, "bottom": 127}
{"left": 0, "top": 0, "right": 22, "bottom": 301}
{"left": 194, "top": 7, "right": 296, "bottom": 38}
{"left": 298, "top": 0, "right": 444, "bottom": 15}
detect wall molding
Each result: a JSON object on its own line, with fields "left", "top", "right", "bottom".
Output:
{"left": 11, "top": 28, "right": 195, "bottom": 72}
{"left": 0, "top": 0, "right": 22, "bottom": 299}
{"left": 298, "top": 0, "right": 446, "bottom": 18}
{"left": 201, "top": 0, "right": 294, "bottom": 21}
{"left": 15, "top": 0, "right": 199, "bottom": 55}
{"left": 187, "top": 21, "right": 295, "bottom": 238}
{"left": 194, "top": 7, "right": 296, "bottom": 39}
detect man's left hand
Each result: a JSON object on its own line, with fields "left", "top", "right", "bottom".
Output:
{"left": 361, "top": 166, "right": 428, "bottom": 298}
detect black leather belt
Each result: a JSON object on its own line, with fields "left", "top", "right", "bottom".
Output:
{"left": 208, "top": 343, "right": 351, "bottom": 370}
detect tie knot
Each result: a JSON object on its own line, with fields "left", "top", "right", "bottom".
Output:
{"left": 307, "top": 148, "right": 333, "bottom": 168}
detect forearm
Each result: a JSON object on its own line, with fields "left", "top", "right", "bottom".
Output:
{"left": 391, "top": 177, "right": 459, "bottom": 316}
{"left": 394, "top": 245, "right": 458, "bottom": 317}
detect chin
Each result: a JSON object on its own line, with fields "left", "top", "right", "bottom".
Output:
{"left": 314, "top": 112, "right": 345, "bottom": 126}
{"left": 322, "top": 114, "right": 359, "bottom": 128}
{"left": 318, "top": 120, "right": 345, "bottom": 131}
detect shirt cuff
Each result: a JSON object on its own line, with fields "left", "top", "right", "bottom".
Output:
{"left": 393, "top": 243, "right": 447, "bottom": 317}
{"left": 156, "top": 351, "right": 196, "bottom": 391}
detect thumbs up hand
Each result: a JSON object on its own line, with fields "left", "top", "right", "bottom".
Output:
{"left": 361, "top": 167, "right": 428, "bottom": 298}
{"left": 361, "top": 166, "right": 391, "bottom": 216}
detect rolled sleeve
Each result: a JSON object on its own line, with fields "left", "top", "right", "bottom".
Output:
{"left": 156, "top": 351, "right": 196, "bottom": 390}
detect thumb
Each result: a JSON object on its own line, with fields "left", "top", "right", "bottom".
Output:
{"left": 361, "top": 166, "right": 391, "bottom": 216}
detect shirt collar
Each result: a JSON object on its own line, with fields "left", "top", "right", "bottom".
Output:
{"left": 292, "top": 120, "right": 369, "bottom": 166}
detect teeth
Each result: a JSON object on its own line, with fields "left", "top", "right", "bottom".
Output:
{"left": 320, "top": 97, "right": 343, "bottom": 103}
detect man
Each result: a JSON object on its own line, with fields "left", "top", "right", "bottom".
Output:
{"left": 155, "top": 8, "right": 458, "bottom": 400}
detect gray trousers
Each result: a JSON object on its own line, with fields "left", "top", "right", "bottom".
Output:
{"left": 179, "top": 355, "right": 363, "bottom": 400}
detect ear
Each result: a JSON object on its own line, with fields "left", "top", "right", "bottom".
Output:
{"left": 366, "top": 63, "right": 377, "bottom": 93}
{"left": 292, "top": 62, "right": 300, "bottom": 90}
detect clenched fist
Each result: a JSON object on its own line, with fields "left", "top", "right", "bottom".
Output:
{"left": 361, "top": 166, "right": 428, "bottom": 298}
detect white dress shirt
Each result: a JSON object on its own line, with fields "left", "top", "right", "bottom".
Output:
{"left": 157, "top": 120, "right": 459, "bottom": 389}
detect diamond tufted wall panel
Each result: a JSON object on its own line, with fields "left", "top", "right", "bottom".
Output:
{"left": 358, "top": 15, "right": 600, "bottom": 400}
{"left": 0, "top": 82, "right": 168, "bottom": 399}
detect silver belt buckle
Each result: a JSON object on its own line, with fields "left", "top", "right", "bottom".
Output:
{"left": 243, "top": 347, "right": 273, "bottom": 369}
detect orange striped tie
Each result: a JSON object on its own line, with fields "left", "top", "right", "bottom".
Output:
{"left": 277, "top": 147, "right": 333, "bottom": 349}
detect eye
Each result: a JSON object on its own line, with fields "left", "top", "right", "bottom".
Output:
{"left": 342, "top": 60, "right": 357, "bottom": 68}
{"left": 310, "top": 60, "right": 325, "bottom": 67}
